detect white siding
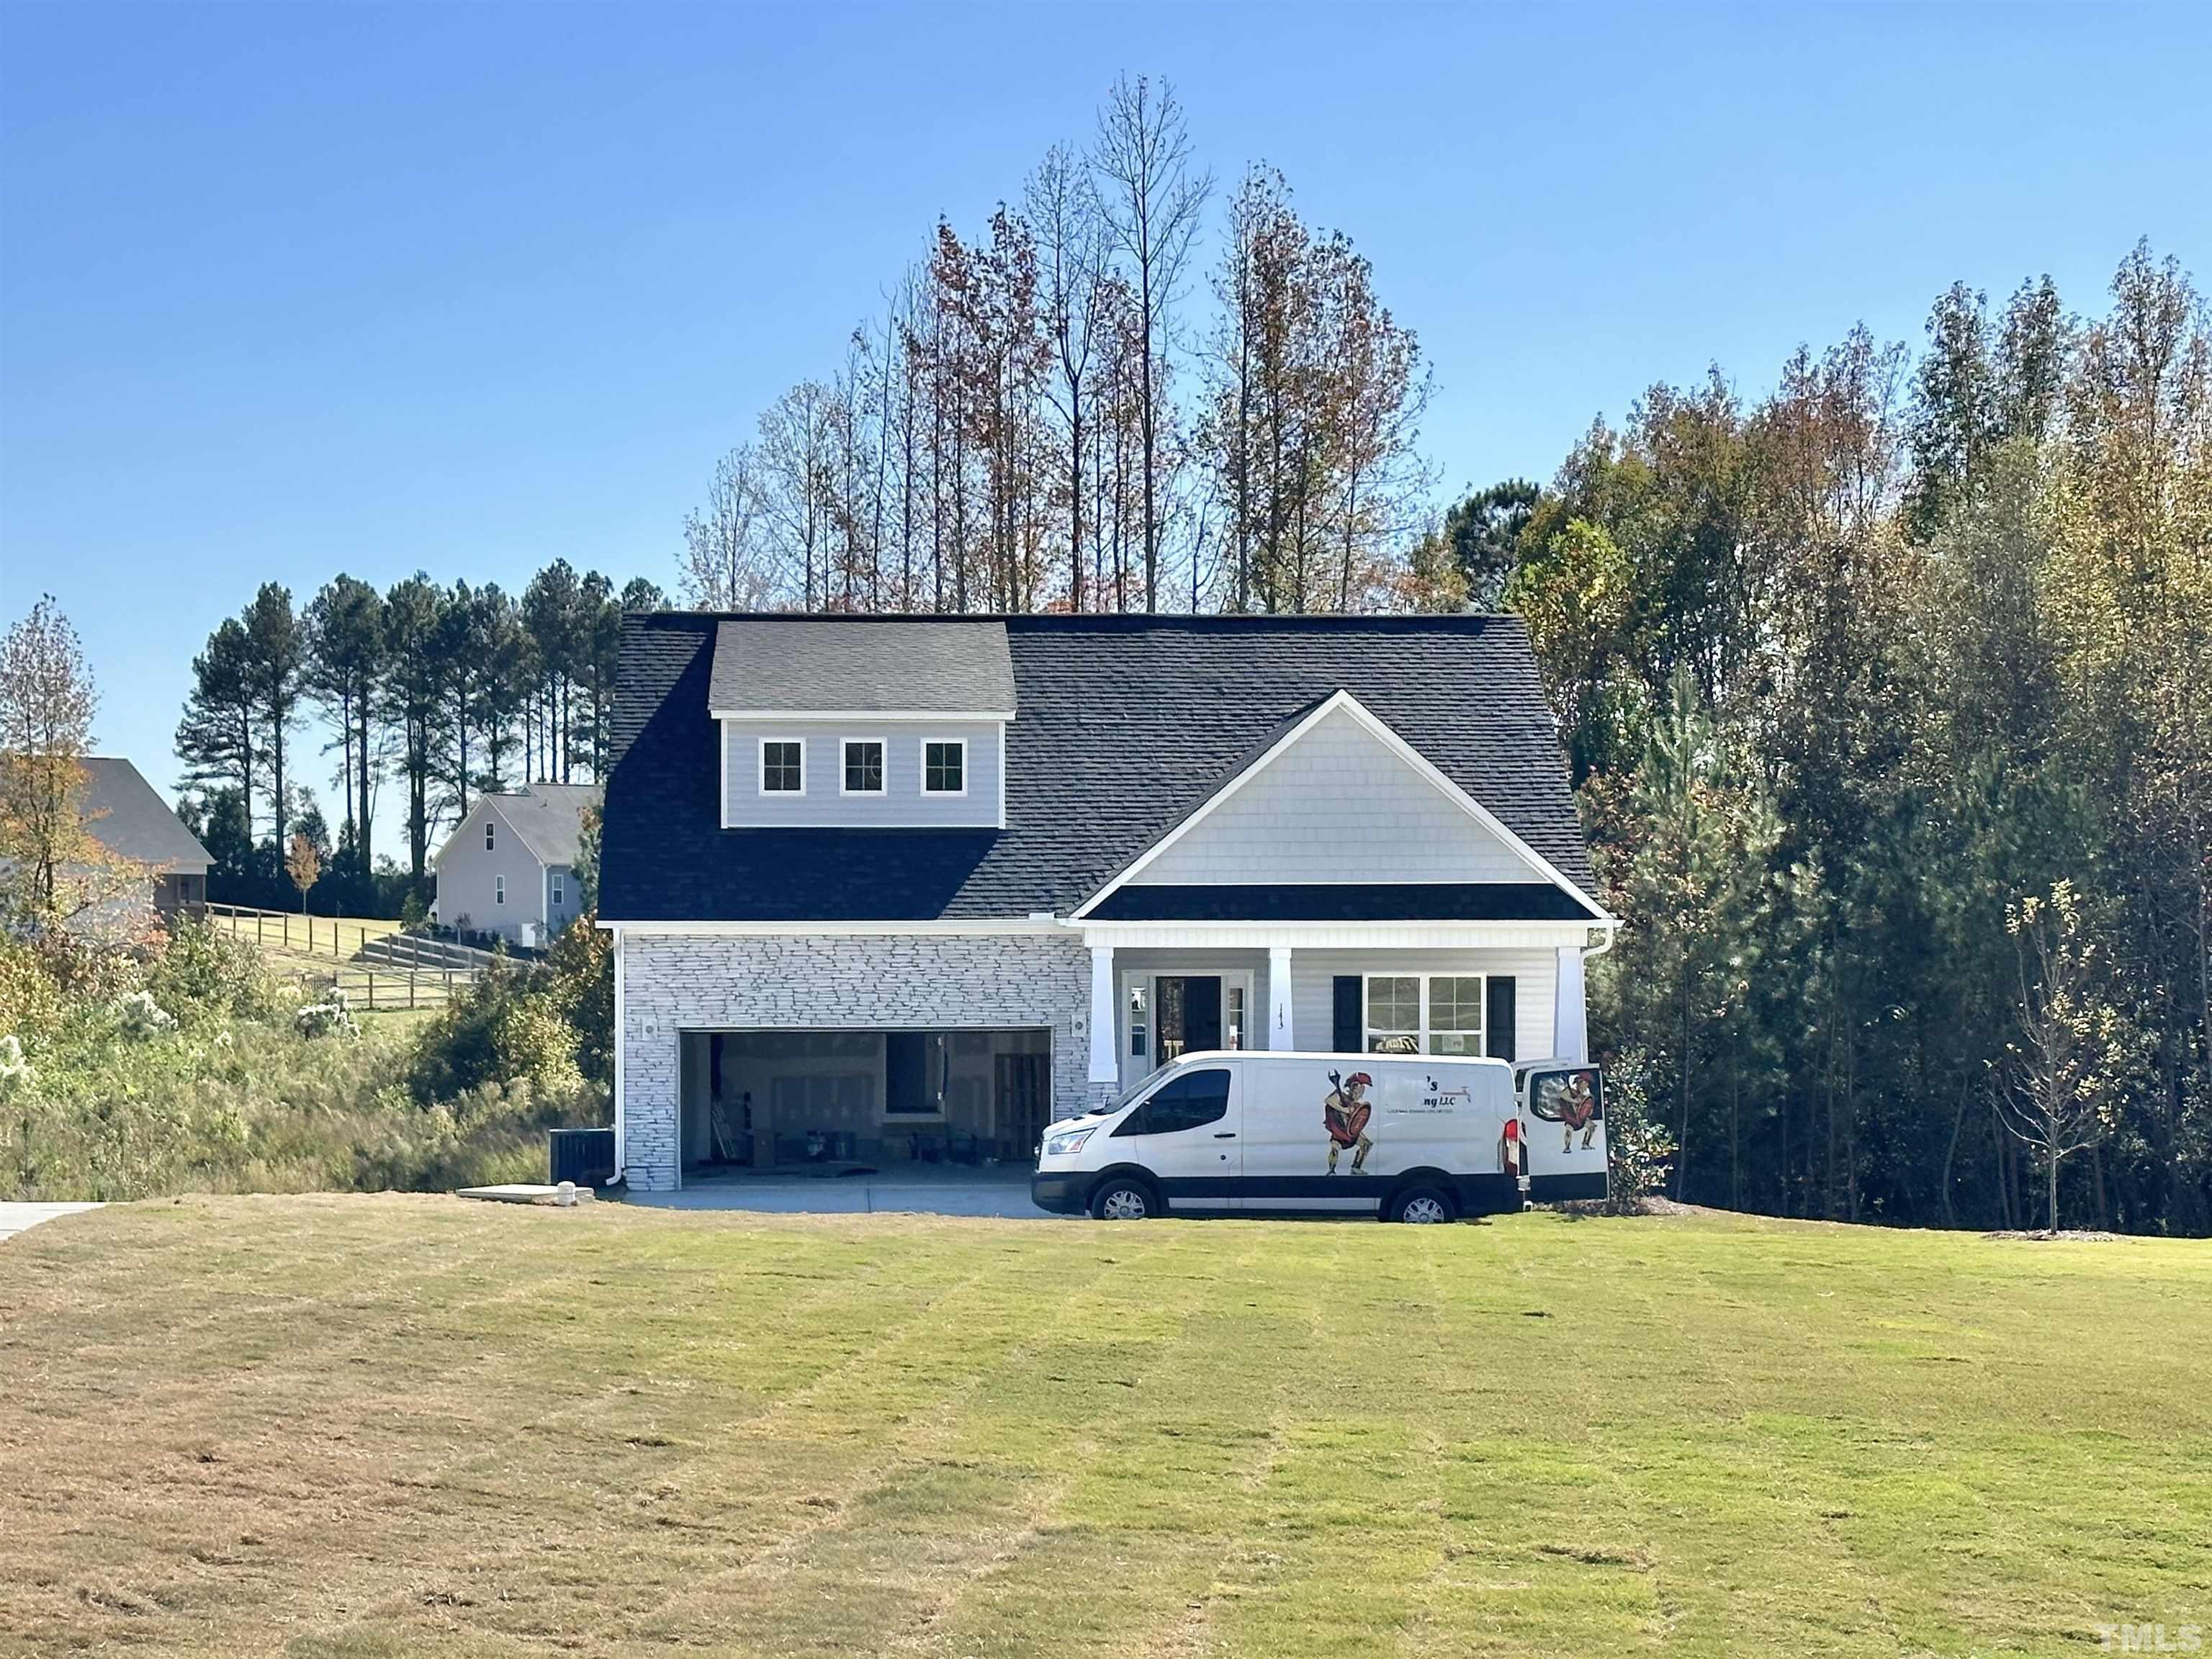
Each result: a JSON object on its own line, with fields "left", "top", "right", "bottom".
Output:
{"left": 1289, "top": 947, "right": 1557, "bottom": 1063}
{"left": 1131, "top": 706, "right": 1534, "bottom": 885}
{"left": 721, "top": 719, "right": 1002, "bottom": 829}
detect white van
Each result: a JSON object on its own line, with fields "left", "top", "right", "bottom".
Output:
{"left": 1030, "top": 1050, "right": 1608, "bottom": 1221}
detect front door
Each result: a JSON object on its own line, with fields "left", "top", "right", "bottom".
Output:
{"left": 1122, "top": 971, "right": 1254, "bottom": 1089}
{"left": 1156, "top": 975, "right": 1221, "bottom": 1062}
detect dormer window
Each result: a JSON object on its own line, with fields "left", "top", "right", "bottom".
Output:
{"left": 842, "top": 739, "right": 885, "bottom": 796}
{"left": 923, "top": 739, "right": 966, "bottom": 796}
{"left": 760, "top": 739, "right": 804, "bottom": 793}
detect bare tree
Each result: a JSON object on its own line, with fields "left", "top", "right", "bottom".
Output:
{"left": 681, "top": 445, "right": 780, "bottom": 609}
{"left": 1028, "top": 143, "right": 1110, "bottom": 611}
{"left": 1092, "top": 73, "right": 1211, "bottom": 611}
{"left": 757, "top": 381, "right": 839, "bottom": 608}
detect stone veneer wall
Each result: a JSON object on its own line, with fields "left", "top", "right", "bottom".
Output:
{"left": 617, "top": 930, "right": 1094, "bottom": 1190}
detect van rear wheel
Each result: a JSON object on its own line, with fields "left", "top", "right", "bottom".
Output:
{"left": 1090, "top": 1177, "right": 1157, "bottom": 1220}
{"left": 1388, "top": 1185, "right": 1454, "bottom": 1225}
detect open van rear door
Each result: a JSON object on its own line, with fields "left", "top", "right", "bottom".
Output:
{"left": 1520, "top": 1064, "right": 1609, "bottom": 1203}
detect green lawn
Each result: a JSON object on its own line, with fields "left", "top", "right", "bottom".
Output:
{"left": 1, "top": 1199, "right": 2205, "bottom": 1657}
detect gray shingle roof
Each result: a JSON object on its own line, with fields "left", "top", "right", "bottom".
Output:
{"left": 78, "top": 757, "right": 212, "bottom": 870}
{"left": 484, "top": 783, "right": 598, "bottom": 867}
{"left": 709, "top": 617, "right": 1016, "bottom": 714}
{"left": 602, "top": 613, "right": 1597, "bottom": 923}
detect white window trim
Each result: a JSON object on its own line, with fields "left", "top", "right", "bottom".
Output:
{"left": 485, "top": 819, "right": 495, "bottom": 851}
{"left": 1360, "top": 971, "right": 1486, "bottom": 1057}
{"left": 551, "top": 873, "right": 565, "bottom": 907}
{"left": 920, "top": 736, "right": 968, "bottom": 798}
{"left": 840, "top": 736, "right": 888, "bottom": 797}
{"left": 495, "top": 874, "right": 506, "bottom": 906}
{"left": 758, "top": 735, "right": 806, "bottom": 796}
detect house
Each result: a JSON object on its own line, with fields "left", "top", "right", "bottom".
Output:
{"left": 78, "top": 756, "right": 212, "bottom": 915}
{"left": 431, "top": 783, "right": 598, "bottom": 945}
{"left": 599, "top": 613, "right": 1616, "bottom": 1192}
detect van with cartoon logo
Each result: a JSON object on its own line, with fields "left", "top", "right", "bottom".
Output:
{"left": 1031, "top": 1051, "right": 1606, "bottom": 1221}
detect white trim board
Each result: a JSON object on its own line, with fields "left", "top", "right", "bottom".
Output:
{"left": 1079, "top": 920, "right": 1606, "bottom": 951}
{"left": 1068, "top": 690, "right": 1615, "bottom": 925}
{"left": 711, "top": 708, "right": 1015, "bottom": 723}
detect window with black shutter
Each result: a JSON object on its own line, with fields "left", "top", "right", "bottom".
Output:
{"left": 1332, "top": 976, "right": 1362, "bottom": 1052}
{"left": 1485, "top": 976, "right": 1517, "bottom": 1061}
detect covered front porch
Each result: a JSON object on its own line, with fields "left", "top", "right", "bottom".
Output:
{"left": 1081, "top": 922, "right": 1601, "bottom": 1099}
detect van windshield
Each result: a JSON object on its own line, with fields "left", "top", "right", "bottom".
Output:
{"left": 1107, "top": 1063, "right": 1173, "bottom": 1113}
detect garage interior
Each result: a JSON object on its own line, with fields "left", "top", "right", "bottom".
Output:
{"left": 678, "top": 1028, "right": 1053, "bottom": 1178}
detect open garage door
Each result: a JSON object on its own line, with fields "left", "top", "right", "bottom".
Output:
{"left": 679, "top": 1028, "right": 1052, "bottom": 1178}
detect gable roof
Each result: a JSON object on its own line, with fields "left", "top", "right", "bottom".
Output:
{"left": 78, "top": 757, "right": 211, "bottom": 870}
{"left": 709, "top": 617, "right": 1016, "bottom": 715}
{"left": 601, "top": 612, "right": 1598, "bottom": 925}
{"left": 1069, "top": 688, "right": 1599, "bottom": 918}
{"left": 441, "top": 783, "right": 598, "bottom": 868}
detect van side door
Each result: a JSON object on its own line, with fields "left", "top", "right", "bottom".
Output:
{"left": 1105, "top": 1064, "right": 1242, "bottom": 1214}
{"left": 1236, "top": 1058, "right": 1382, "bottom": 1215}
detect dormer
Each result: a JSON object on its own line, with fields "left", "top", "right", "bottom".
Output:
{"left": 711, "top": 618, "right": 1014, "bottom": 830}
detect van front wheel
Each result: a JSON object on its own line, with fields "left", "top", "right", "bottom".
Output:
{"left": 1090, "top": 1177, "right": 1158, "bottom": 1220}
{"left": 1388, "top": 1185, "right": 1455, "bottom": 1225}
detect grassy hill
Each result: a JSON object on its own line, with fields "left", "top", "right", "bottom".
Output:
{"left": 1, "top": 1200, "right": 2204, "bottom": 1657}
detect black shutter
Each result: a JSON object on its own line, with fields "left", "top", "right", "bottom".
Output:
{"left": 1485, "top": 976, "right": 1517, "bottom": 1061}
{"left": 1332, "top": 976, "right": 1363, "bottom": 1053}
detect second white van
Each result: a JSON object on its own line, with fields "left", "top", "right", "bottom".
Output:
{"left": 1031, "top": 1049, "right": 1591, "bottom": 1222}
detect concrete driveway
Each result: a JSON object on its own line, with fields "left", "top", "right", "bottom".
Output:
{"left": 624, "top": 1167, "right": 1047, "bottom": 1218}
{"left": 0, "top": 1202, "right": 102, "bottom": 1242}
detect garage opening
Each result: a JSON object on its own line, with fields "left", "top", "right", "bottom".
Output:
{"left": 678, "top": 1028, "right": 1052, "bottom": 1179}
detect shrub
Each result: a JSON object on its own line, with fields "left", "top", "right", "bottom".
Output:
{"left": 113, "top": 989, "right": 178, "bottom": 1037}
{"left": 294, "top": 992, "right": 359, "bottom": 1040}
{"left": 148, "top": 917, "right": 280, "bottom": 1028}
{"left": 408, "top": 956, "right": 601, "bottom": 1107}
{"left": 1599, "top": 1049, "right": 1678, "bottom": 1213}
{"left": 0, "top": 933, "right": 65, "bottom": 1049}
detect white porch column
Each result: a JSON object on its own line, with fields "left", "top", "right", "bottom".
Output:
{"left": 1267, "top": 945, "right": 1295, "bottom": 1049}
{"left": 1087, "top": 944, "right": 1118, "bottom": 1088}
{"left": 1553, "top": 945, "right": 1588, "bottom": 1062}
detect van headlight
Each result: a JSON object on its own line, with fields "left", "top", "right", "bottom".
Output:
{"left": 1042, "top": 1125, "right": 1097, "bottom": 1157}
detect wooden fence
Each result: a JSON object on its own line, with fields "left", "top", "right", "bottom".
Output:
{"left": 188, "top": 903, "right": 494, "bottom": 1012}
{"left": 288, "top": 966, "right": 470, "bottom": 1012}
{"left": 192, "top": 902, "right": 399, "bottom": 963}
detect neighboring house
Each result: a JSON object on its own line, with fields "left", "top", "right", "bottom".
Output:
{"left": 599, "top": 613, "right": 1617, "bottom": 1192}
{"left": 431, "top": 783, "right": 598, "bottom": 945}
{"left": 78, "top": 756, "right": 212, "bottom": 915}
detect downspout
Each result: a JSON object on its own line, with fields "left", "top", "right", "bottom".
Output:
{"left": 609, "top": 925, "right": 626, "bottom": 1184}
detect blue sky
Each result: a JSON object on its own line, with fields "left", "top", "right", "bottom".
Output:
{"left": 3, "top": 1, "right": 2207, "bottom": 853}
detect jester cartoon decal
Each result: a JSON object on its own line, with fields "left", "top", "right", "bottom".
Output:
{"left": 1323, "top": 1069, "right": 1375, "bottom": 1173}
{"left": 1529, "top": 1068, "right": 1603, "bottom": 1152}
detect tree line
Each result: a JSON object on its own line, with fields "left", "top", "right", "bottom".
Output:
{"left": 174, "top": 563, "right": 664, "bottom": 913}
{"left": 678, "top": 75, "right": 1439, "bottom": 620}
{"left": 1493, "top": 242, "right": 2210, "bottom": 1236}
